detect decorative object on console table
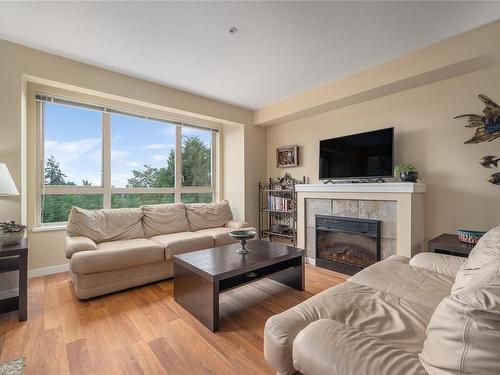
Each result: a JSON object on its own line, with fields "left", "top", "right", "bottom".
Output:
{"left": 276, "top": 145, "right": 298, "bottom": 168}
{"left": 259, "top": 173, "right": 306, "bottom": 246}
{"left": 394, "top": 164, "right": 418, "bottom": 182}
{"left": 0, "top": 220, "right": 27, "bottom": 246}
{"left": 0, "top": 162, "right": 24, "bottom": 245}
{"left": 0, "top": 238, "right": 28, "bottom": 321}
{"left": 428, "top": 233, "right": 474, "bottom": 258}
{"left": 457, "top": 229, "right": 486, "bottom": 244}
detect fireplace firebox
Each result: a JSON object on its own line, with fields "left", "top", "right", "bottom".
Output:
{"left": 315, "top": 215, "right": 380, "bottom": 275}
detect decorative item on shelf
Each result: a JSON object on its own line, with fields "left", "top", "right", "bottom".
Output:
{"left": 479, "top": 155, "right": 499, "bottom": 168}
{"left": 394, "top": 164, "right": 418, "bottom": 182}
{"left": 258, "top": 174, "right": 306, "bottom": 246}
{"left": 229, "top": 230, "right": 256, "bottom": 255}
{"left": 454, "top": 94, "right": 500, "bottom": 144}
{"left": 276, "top": 145, "right": 298, "bottom": 168}
{"left": 0, "top": 220, "right": 27, "bottom": 246}
{"left": 271, "top": 224, "right": 290, "bottom": 234}
{"left": 457, "top": 229, "right": 486, "bottom": 244}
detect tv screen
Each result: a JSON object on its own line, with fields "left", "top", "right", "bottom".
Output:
{"left": 319, "top": 127, "right": 394, "bottom": 179}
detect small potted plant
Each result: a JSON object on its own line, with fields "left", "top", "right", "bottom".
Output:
{"left": 394, "top": 164, "right": 419, "bottom": 182}
{"left": 0, "top": 220, "right": 28, "bottom": 246}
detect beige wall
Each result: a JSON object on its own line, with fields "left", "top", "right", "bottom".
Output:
{"left": 0, "top": 38, "right": 265, "bottom": 270}
{"left": 266, "top": 63, "right": 500, "bottom": 242}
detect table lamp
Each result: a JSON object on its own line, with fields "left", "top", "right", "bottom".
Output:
{"left": 0, "top": 163, "right": 19, "bottom": 196}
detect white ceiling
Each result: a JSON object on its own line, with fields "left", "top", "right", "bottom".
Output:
{"left": 1, "top": 2, "right": 500, "bottom": 109}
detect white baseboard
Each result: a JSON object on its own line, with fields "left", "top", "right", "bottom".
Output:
{"left": 28, "top": 263, "right": 69, "bottom": 278}
{"left": 306, "top": 257, "right": 316, "bottom": 266}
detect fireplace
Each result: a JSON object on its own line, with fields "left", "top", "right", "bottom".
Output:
{"left": 315, "top": 215, "right": 380, "bottom": 275}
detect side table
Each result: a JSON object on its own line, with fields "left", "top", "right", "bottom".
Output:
{"left": 427, "top": 234, "right": 474, "bottom": 258}
{"left": 0, "top": 238, "right": 28, "bottom": 321}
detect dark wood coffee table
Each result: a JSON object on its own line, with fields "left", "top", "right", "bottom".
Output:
{"left": 173, "top": 239, "right": 304, "bottom": 332}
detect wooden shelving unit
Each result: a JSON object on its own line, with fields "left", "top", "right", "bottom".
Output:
{"left": 258, "top": 174, "right": 306, "bottom": 246}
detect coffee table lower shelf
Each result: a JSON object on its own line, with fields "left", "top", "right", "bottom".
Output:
{"left": 173, "top": 255, "right": 304, "bottom": 332}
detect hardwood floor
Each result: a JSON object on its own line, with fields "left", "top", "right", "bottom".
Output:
{"left": 0, "top": 265, "right": 346, "bottom": 374}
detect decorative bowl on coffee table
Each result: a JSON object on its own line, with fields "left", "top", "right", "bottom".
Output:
{"left": 229, "top": 230, "right": 256, "bottom": 254}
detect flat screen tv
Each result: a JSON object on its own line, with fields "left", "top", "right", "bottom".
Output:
{"left": 319, "top": 127, "right": 394, "bottom": 180}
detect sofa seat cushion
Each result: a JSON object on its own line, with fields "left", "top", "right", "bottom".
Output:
{"left": 196, "top": 227, "right": 256, "bottom": 247}
{"left": 293, "top": 319, "right": 428, "bottom": 375}
{"left": 70, "top": 238, "right": 164, "bottom": 275}
{"left": 349, "top": 255, "right": 454, "bottom": 310}
{"left": 150, "top": 232, "right": 214, "bottom": 261}
{"left": 141, "top": 202, "right": 190, "bottom": 237}
{"left": 66, "top": 206, "right": 144, "bottom": 243}
{"left": 185, "top": 200, "right": 233, "bottom": 230}
{"left": 264, "top": 281, "right": 433, "bottom": 375}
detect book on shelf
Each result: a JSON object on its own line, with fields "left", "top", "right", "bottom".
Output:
{"left": 267, "top": 195, "right": 291, "bottom": 211}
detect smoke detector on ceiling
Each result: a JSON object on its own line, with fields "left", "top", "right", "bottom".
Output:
{"left": 228, "top": 26, "right": 238, "bottom": 35}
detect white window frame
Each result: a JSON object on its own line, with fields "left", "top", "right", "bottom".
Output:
{"left": 35, "top": 94, "right": 218, "bottom": 227}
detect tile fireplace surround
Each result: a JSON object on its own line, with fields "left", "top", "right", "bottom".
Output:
{"left": 296, "top": 183, "right": 426, "bottom": 263}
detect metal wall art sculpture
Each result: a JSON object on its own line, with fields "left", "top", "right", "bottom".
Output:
{"left": 455, "top": 95, "right": 500, "bottom": 144}
{"left": 455, "top": 95, "right": 500, "bottom": 185}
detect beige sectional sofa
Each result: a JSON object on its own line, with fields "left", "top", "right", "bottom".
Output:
{"left": 264, "top": 225, "right": 500, "bottom": 375}
{"left": 64, "top": 200, "right": 253, "bottom": 299}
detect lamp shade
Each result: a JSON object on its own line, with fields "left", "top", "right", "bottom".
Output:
{"left": 0, "top": 163, "right": 19, "bottom": 196}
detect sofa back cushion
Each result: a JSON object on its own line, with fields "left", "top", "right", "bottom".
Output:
{"left": 67, "top": 206, "right": 144, "bottom": 243}
{"left": 185, "top": 200, "right": 233, "bottom": 231}
{"left": 452, "top": 225, "right": 500, "bottom": 293}
{"left": 141, "top": 203, "right": 190, "bottom": 237}
{"left": 419, "top": 265, "right": 500, "bottom": 375}
{"left": 464, "top": 225, "right": 500, "bottom": 269}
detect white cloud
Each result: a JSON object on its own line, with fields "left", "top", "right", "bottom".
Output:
{"left": 125, "top": 161, "right": 141, "bottom": 167}
{"left": 111, "top": 149, "right": 130, "bottom": 161}
{"left": 45, "top": 138, "right": 102, "bottom": 185}
{"left": 152, "top": 154, "right": 168, "bottom": 161}
{"left": 145, "top": 143, "right": 167, "bottom": 150}
{"left": 45, "top": 138, "right": 101, "bottom": 165}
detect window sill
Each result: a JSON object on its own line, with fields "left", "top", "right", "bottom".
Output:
{"left": 31, "top": 225, "right": 67, "bottom": 233}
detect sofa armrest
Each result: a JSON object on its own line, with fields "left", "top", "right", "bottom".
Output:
{"left": 292, "top": 319, "right": 427, "bottom": 375}
{"left": 264, "top": 308, "right": 312, "bottom": 375}
{"left": 64, "top": 235, "right": 97, "bottom": 259}
{"left": 225, "top": 220, "right": 250, "bottom": 229}
{"left": 409, "top": 252, "right": 466, "bottom": 278}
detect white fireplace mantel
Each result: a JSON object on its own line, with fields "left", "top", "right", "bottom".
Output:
{"left": 296, "top": 182, "right": 426, "bottom": 194}
{"left": 296, "top": 182, "right": 425, "bottom": 259}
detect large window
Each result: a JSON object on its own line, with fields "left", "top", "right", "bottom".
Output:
{"left": 37, "top": 95, "right": 217, "bottom": 225}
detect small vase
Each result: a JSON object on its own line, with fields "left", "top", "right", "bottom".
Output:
{"left": 400, "top": 171, "right": 418, "bottom": 182}
{"left": 0, "top": 230, "right": 25, "bottom": 246}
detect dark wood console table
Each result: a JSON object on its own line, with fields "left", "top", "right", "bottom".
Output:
{"left": 428, "top": 234, "right": 474, "bottom": 258}
{"left": 0, "top": 238, "right": 28, "bottom": 321}
{"left": 174, "top": 239, "right": 304, "bottom": 332}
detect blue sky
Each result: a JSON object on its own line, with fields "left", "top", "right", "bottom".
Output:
{"left": 44, "top": 102, "right": 211, "bottom": 187}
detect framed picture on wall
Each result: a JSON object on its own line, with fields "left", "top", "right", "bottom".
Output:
{"left": 276, "top": 145, "right": 298, "bottom": 168}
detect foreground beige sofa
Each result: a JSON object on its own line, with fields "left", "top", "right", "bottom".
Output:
{"left": 264, "top": 225, "right": 500, "bottom": 375}
{"left": 64, "top": 200, "right": 253, "bottom": 299}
